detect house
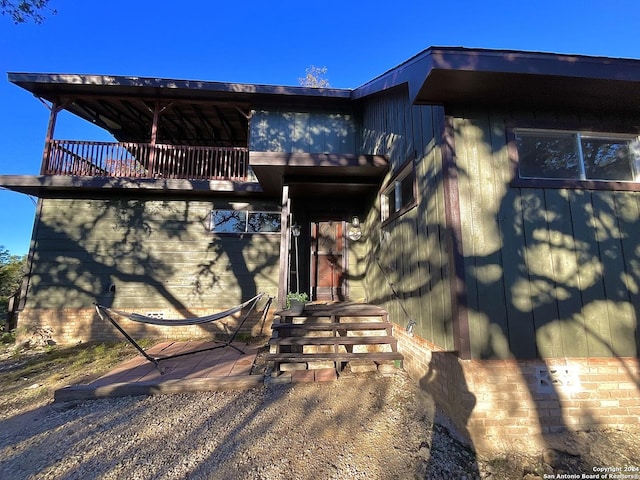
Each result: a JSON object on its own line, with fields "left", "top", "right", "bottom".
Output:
{"left": 3, "top": 46, "right": 640, "bottom": 452}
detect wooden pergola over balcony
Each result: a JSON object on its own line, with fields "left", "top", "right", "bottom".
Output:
{"left": 44, "top": 140, "right": 250, "bottom": 181}
{"left": 5, "top": 73, "right": 283, "bottom": 184}
{"left": 3, "top": 72, "right": 355, "bottom": 195}
{"left": 32, "top": 89, "right": 253, "bottom": 182}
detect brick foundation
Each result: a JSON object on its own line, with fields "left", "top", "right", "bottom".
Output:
{"left": 16, "top": 307, "right": 274, "bottom": 345}
{"left": 394, "top": 325, "right": 640, "bottom": 454}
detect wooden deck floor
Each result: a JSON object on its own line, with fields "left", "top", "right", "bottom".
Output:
{"left": 54, "top": 341, "right": 265, "bottom": 402}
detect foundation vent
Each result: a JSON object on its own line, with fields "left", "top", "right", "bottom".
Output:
{"left": 535, "top": 366, "right": 581, "bottom": 394}
{"left": 145, "top": 312, "right": 165, "bottom": 320}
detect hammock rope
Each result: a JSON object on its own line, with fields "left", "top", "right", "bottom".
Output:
{"left": 95, "top": 292, "right": 270, "bottom": 373}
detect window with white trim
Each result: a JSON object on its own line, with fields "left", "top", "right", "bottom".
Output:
{"left": 381, "top": 161, "right": 416, "bottom": 223}
{"left": 514, "top": 128, "right": 640, "bottom": 182}
{"left": 211, "top": 210, "right": 281, "bottom": 233}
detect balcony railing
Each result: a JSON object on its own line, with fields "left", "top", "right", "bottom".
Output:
{"left": 43, "top": 140, "right": 250, "bottom": 181}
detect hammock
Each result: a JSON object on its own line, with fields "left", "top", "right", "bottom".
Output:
{"left": 102, "top": 294, "right": 263, "bottom": 327}
{"left": 95, "top": 292, "right": 269, "bottom": 373}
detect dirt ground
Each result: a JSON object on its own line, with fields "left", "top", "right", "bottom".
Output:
{"left": 1, "top": 343, "right": 640, "bottom": 479}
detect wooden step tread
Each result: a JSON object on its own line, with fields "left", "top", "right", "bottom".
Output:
{"left": 269, "top": 335, "right": 397, "bottom": 346}
{"left": 272, "top": 322, "right": 393, "bottom": 331}
{"left": 280, "top": 304, "right": 387, "bottom": 317}
{"left": 265, "top": 352, "right": 404, "bottom": 362}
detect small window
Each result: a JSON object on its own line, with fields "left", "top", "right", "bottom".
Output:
{"left": 381, "top": 160, "right": 416, "bottom": 223}
{"left": 211, "top": 210, "right": 281, "bottom": 233}
{"left": 247, "top": 212, "right": 281, "bottom": 232}
{"left": 515, "top": 128, "right": 640, "bottom": 182}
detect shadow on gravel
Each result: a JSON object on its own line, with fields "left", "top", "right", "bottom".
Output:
{"left": 0, "top": 397, "right": 159, "bottom": 479}
{"left": 418, "top": 355, "right": 480, "bottom": 479}
{"left": 0, "top": 374, "right": 437, "bottom": 479}
{"left": 183, "top": 374, "right": 434, "bottom": 479}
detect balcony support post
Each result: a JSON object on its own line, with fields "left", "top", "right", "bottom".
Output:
{"left": 40, "top": 99, "right": 63, "bottom": 175}
{"left": 148, "top": 101, "right": 160, "bottom": 176}
{"left": 277, "top": 185, "right": 291, "bottom": 310}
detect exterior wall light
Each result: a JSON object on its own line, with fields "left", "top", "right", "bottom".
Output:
{"left": 347, "top": 216, "right": 362, "bottom": 241}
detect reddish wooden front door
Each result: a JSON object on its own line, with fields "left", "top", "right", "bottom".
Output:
{"left": 311, "top": 221, "right": 347, "bottom": 301}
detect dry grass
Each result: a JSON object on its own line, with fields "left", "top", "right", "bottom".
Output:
{"left": 0, "top": 341, "right": 141, "bottom": 418}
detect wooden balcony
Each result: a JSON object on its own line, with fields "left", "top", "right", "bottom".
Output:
{"left": 43, "top": 140, "right": 250, "bottom": 181}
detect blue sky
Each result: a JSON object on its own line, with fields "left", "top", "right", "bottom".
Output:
{"left": 2, "top": 0, "right": 640, "bottom": 255}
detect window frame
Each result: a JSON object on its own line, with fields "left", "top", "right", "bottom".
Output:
{"left": 210, "top": 209, "right": 281, "bottom": 234}
{"left": 380, "top": 156, "right": 418, "bottom": 226}
{"left": 508, "top": 126, "right": 640, "bottom": 192}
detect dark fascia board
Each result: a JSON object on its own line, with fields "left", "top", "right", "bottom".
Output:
{"left": 0, "top": 175, "right": 264, "bottom": 197}
{"left": 351, "top": 46, "right": 640, "bottom": 110}
{"left": 250, "top": 151, "right": 388, "bottom": 168}
{"left": 7, "top": 72, "right": 353, "bottom": 104}
{"left": 352, "top": 47, "right": 435, "bottom": 102}
{"left": 10, "top": 46, "right": 640, "bottom": 114}
{"left": 249, "top": 152, "right": 389, "bottom": 196}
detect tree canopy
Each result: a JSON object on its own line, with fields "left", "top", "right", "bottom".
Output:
{"left": 1, "top": 0, "right": 55, "bottom": 24}
{"left": 298, "top": 65, "right": 330, "bottom": 88}
{"left": 0, "top": 247, "right": 26, "bottom": 329}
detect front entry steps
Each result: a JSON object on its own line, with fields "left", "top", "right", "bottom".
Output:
{"left": 265, "top": 303, "right": 404, "bottom": 376}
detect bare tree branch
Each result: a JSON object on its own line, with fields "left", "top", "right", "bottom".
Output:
{"left": 298, "top": 65, "right": 330, "bottom": 88}
{"left": 1, "top": 0, "right": 56, "bottom": 24}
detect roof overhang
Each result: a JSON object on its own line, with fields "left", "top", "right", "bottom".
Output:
{"left": 8, "top": 72, "right": 352, "bottom": 98}
{"left": 8, "top": 73, "right": 353, "bottom": 145}
{"left": 249, "top": 152, "right": 388, "bottom": 198}
{"left": 353, "top": 47, "right": 640, "bottom": 112}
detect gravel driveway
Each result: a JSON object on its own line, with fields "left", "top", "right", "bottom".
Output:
{"left": 2, "top": 367, "right": 639, "bottom": 480}
{"left": 1, "top": 372, "right": 480, "bottom": 479}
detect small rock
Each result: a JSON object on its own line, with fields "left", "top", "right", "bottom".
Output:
{"left": 279, "top": 362, "right": 307, "bottom": 371}
{"left": 418, "top": 446, "right": 430, "bottom": 460}
{"left": 542, "top": 448, "right": 560, "bottom": 468}
{"left": 348, "top": 360, "right": 377, "bottom": 373}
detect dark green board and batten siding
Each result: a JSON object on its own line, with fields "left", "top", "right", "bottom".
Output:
{"left": 359, "top": 87, "right": 454, "bottom": 351}
{"left": 25, "top": 198, "right": 280, "bottom": 311}
{"left": 453, "top": 113, "right": 640, "bottom": 360}
{"left": 250, "top": 111, "right": 356, "bottom": 153}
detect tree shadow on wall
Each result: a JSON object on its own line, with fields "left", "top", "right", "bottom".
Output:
{"left": 453, "top": 115, "right": 640, "bottom": 454}
{"left": 364, "top": 111, "right": 640, "bottom": 462}
{"left": 25, "top": 196, "right": 279, "bottom": 341}
{"left": 195, "top": 233, "right": 280, "bottom": 337}
{"left": 26, "top": 199, "right": 192, "bottom": 339}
